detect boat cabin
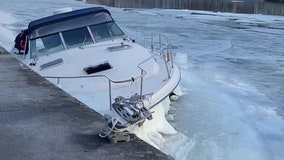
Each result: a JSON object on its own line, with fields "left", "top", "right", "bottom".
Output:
{"left": 16, "top": 7, "right": 124, "bottom": 59}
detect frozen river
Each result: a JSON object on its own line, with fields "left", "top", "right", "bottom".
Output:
{"left": 0, "top": 0, "right": 284, "bottom": 159}
{"left": 85, "top": 0, "right": 284, "bottom": 16}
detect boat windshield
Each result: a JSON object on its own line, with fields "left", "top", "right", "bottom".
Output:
{"left": 30, "top": 33, "right": 64, "bottom": 59}
{"left": 89, "top": 21, "right": 124, "bottom": 42}
{"left": 29, "top": 12, "right": 124, "bottom": 59}
{"left": 61, "top": 27, "right": 93, "bottom": 49}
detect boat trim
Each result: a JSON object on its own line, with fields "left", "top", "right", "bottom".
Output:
{"left": 40, "top": 58, "right": 64, "bottom": 71}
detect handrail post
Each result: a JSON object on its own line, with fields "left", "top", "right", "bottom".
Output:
{"left": 143, "top": 32, "right": 146, "bottom": 47}
{"left": 109, "top": 80, "right": 112, "bottom": 110}
{"left": 140, "top": 69, "right": 144, "bottom": 98}
{"left": 159, "top": 34, "right": 161, "bottom": 50}
{"left": 169, "top": 41, "right": 174, "bottom": 68}
{"left": 57, "top": 78, "right": 60, "bottom": 85}
{"left": 151, "top": 32, "right": 153, "bottom": 52}
{"left": 163, "top": 50, "right": 171, "bottom": 79}
{"left": 135, "top": 31, "right": 138, "bottom": 42}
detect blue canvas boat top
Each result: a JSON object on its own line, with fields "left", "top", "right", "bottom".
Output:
{"left": 27, "top": 7, "right": 110, "bottom": 33}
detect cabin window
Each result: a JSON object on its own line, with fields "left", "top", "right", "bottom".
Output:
{"left": 30, "top": 33, "right": 64, "bottom": 58}
{"left": 90, "top": 22, "right": 124, "bottom": 42}
{"left": 62, "top": 27, "right": 93, "bottom": 49}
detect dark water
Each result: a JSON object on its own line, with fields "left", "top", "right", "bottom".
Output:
{"left": 85, "top": 0, "right": 284, "bottom": 16}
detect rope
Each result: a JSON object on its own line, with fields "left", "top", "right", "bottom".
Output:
{"left": 99, "top": 117, "right": 120, "bottom": 138}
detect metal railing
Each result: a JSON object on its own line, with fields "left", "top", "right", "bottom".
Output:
{"left": 44, "top": 32, "right": 174, "bottom": 110}
{"left": 135, "top": 31, "right": 174, "bottom": 78}
{"left": 44, "top": 73, "right": 146, "bottom": 110}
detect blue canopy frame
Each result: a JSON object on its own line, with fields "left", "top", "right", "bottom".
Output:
{"left": 27, "top": 7, "right": 111, "bottom": 34}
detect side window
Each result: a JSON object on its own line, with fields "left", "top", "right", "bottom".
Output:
{"left": 62, "top": 27, "right": 93, "bottom": 48}
{"left": 34, "top": 39, "right": 45, "bottom": 51}
{"left": 30, "top": 33, "right": 64, "bottom": 58}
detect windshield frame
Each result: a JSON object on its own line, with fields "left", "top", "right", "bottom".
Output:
{"left": 29, "top": 21, "right": 125, "bottom": 59}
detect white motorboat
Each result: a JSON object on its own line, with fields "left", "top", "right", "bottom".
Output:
{"left": 13, "top": 7, "right": 181, "bottom": 147}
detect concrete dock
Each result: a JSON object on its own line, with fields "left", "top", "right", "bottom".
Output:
{"left": 0, "top": 48, "right": 172, "bottom": 160}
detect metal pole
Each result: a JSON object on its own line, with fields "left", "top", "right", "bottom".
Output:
{"left": 163, "top": 51, "right": 171, "bottom": 79}
{"left": 109, "top": 80, "right": 112, "bottom": 110}
{"left": 23, "top": 35, "right": 28, "bottom": 59}
{"left": 159, "top": 34, "right": 161, "bottom": 50}
{"left": 140, "top": 69, "right": 143, "bottom": 98}
{"left": 136, "top": 31, "right": 137, "bottom": 42}
{"left": 169, "top": 41, "right": 174, "bottom": 68}
{"left": 151, "top": 32, "right": 153, "bottom": 52}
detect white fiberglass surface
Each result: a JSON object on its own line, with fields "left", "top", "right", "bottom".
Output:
{"left": 1, "top": 0, "right": 284, "bottom": 159}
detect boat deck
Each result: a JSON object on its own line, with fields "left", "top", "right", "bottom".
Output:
{"left": 0, "top": 49, "right": 172, "bottom": 160}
